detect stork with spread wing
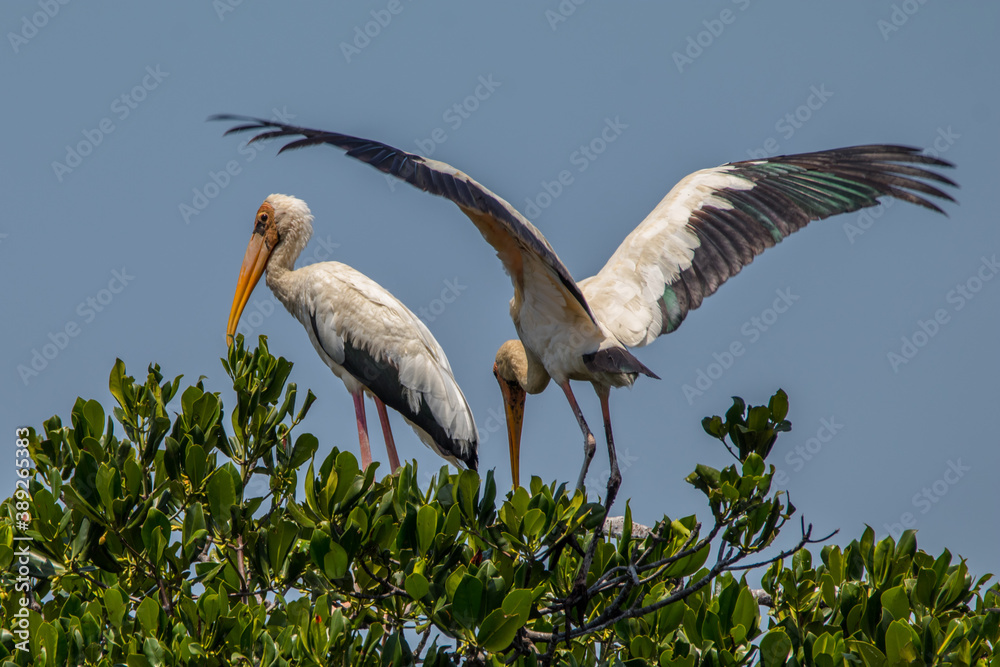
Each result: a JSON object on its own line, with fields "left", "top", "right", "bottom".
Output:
{"left": 216, "top": 115, "right": 956, "bottom": 505}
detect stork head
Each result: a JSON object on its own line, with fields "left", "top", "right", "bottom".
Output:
{"left": 226, "top": 194, "right": 313, "bottom": 341}
{"left": 262, "top": 194, "right": 314, "bottom": 246}
{"left": 493, "top": 339, "right": 550, "bottom": 489}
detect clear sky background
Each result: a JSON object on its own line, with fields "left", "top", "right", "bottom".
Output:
{"left": 3, "top": 3, "right": 997, "bottom": 576}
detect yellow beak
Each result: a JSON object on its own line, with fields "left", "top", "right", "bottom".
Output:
{"left": 495, "top": 363, "right": 526, "bottom": 489}
{"left": 227, "top": 230, "right": 272, "bottom": 341}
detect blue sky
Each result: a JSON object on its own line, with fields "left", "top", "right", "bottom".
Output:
{"left": 3, "top": 2, "right": 998, "bottom": 575}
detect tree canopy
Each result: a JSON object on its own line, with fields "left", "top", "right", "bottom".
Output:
{"left": 1, "top": 336, "right": 997, "bottom": 665}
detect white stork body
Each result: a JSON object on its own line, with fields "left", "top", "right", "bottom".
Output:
{"left": 217, "top": 117, "right": 956, "bottom": 504}
{"left": 227, "top": 194, "right": 478, "bottom": 471}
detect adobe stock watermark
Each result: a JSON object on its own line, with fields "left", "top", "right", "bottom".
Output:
{"left": 385, "top": 75, "right": 502, "bottom": 190}
{"left": 7, "top": 0, "right": 70, "bottom": 55}
{"left": 843, "top": 126, "right": 959, "bottom": 244}
{"left": 681, "top": 287, "right": 799, "bottom": 404}
{"left": 51, "top": 65, "right": 170, "bottom": 182}
{"left": 11, "top": 427, "right": 35, "bottom": 653}
{"left": 340, "top": 0, "right": 415, "bottom": 64}
{"left": 213, "top": 0, "right": 244, "bottom": 21}
{"left": 179, "top": 107, "right": 296, "bottom": 225}
{"left": 883, "top": 458, "right": 971, "bottom": 541}
{"left": 416, "top": 277, "right": 468, "bottom": 325}
{"left": 17, "top": 267, "right": 136, "bottom": 386}
{"left": 672, "top": 0, "right": 752, "bottom": 74}
{"left": 544, "top": 0, "right": 588, "bottom": 31}
{"left": 771, "top": 417, "right": 844, "bottom": 487}
{"left": 745, "top": 85, "right": 834, "bottom": 160}
{"left": 521, "top": 116, "right": 628, "bottom": 220}
{"left": 877, "top": 0, "right": 934, "bottom": 42}
{"left": 232, "top": 236, "right": 340, "bottom": 337}
{"left": 887, "top": 254, "right": 998, "bottom": 373}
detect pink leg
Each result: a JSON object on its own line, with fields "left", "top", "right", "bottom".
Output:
{"left": 352, "top": 391, "right": 373, "bottom": 469}
{"left": 560, "top": 381, "right": 597, "bottom": 492}
{"left": 374, "top": 397, "right": 401, "bottom": 471}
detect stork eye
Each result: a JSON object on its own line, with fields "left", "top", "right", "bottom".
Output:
{"left": 259, "top": 213, "right": 269, "bottom": 223}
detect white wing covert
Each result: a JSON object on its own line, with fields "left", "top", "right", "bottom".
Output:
{"left": 581, "top": 147, "right": 956, "bottom": 348}
{"left": 295, "top": 263, "right": 479, "bottom": 469}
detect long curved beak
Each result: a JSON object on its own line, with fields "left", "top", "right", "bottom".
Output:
{"left": 227, "top": 230, "right": 272, "bottom": 341}
{"left": 494, "top": 364, "right": 526, "bottom": 489}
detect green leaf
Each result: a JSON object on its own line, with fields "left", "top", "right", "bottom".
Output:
{"left": 747, "top": 405, "right": 769, "bottom": 432}
{"left": 822, "top": 545, "right": 844, "bottom": 584}
{"left": 96, "top": 463, "right": 120, "bottom": 514}
{"left": 207, "top": 468, "right": 236, "bottom": 524}
{"left": 83, "top": 399, "right": 106, "bottom": 438}
{"left": 126, "top": 653, "right": 153, "bottom": 667}
{"left": 140, "top": 508, "right": 172, "bottom": 564}
{"left": 456, "top": 469, "right": 478, "bottom": 519}
{"left": 109, "top": 358, "right": 128, "bottom": 407}
{"left": 630, "top": 635, "right": 656, "bottom": 659}
{"left": 896, "top": 529, "right": 917, "bottom": 558}
{"left": 296, "top": 389, "right": 318, "bottom": 422}
{"left": 659, "top": 653, "right": 697, "bottom": 667}
{"left": 813, "top": 632, "right": 839, "bottom": 659}
{"left": 915, "top": 567, "right": 937, "bottom": 607}
{"left": 872, "top": 536, "right": 894, "bottom": 586}
{"left": 405, "top": 572, "right": 429, "bottom": 599}
{"left": 884, "top": 620, "right": 919, "bottom": 664}
{"left": 664, "top": 542, "right": 710, "bottom": 578}
{"left": 416, "top": 504, "right": 437, "bottom": 556}
{"left": 477, "top": 608, "right": 520, "bottom": 652}
{"left": 267, "top": 520, "right": 300, "bottom": 574}
{"left": 37, "top": 622, "right": 58, "bottom": 667}
{"left": 104, "top": 587, "right": 126, "bottom": 628}
{"left": 759, "top": 628, "right": 792, "bottom": 667}
{"left": 143, "top": 638, "right": 166, "bottom": 667}
{"left": 522, "top": 508, "right": 546, "bottom": 538}
{"left": 185, "top": 445, "right": 208, "bottom": 488}
{"left": 732, "top": 585, "right": 758, "bottom": 633}
{"left": 289, "top": 433, "right": 318, "bottom": 468}
{"left": 702, "top": 415, "right": 725, "bottom": 439}
{"left": 453, "top": 574, "right": 483, "bottom": 628}
{"left": 768, "top": 389, "right": 789, "bottom": 421}
{"left": 881, "top": 584, "right": 909, "bottom": 622}
{"left": 725, "top": 396, "right": 746, "bottom": 424}
{"left": 743, "top": 453, "right": 765, "bottom": 477}
{"left": 332, "top": 450, "right": 360, "bottom": 505}
{"left": 137, "top": 596, "right": 160, "bottom": 635}
{"left": 845, "top": 640, "right": 886, "bottom": 667}
{"left": 324, "top": 540, "right": 348, "bottom": 580}
{"left": 501, "top": 589, "right": 533, "bottom": 626}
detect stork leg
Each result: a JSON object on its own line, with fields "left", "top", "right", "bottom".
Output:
{"left": 352, "top": 391, "right": 373, "bottom": 469}
{"left": 374, "top": 397, "right": 401, "bottom": 471}
{"left": 560, "top": 381, "right": 597, "bottom": 492}
{"left": 596, "top": 385, "right": 621, "bottom": 509}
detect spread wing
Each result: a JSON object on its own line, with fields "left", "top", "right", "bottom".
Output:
{"left": 213, "top": 115, "right": 600, "bottom": 332}
{"left": 578, "top": 146, "right": 956, "bottom": 347}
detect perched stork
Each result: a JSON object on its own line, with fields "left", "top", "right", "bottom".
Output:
{"left": 216, "top": 117, "right": 956, "bottom": 504}
{"left": 227, "top": 194, "right": 478, "bottom": 472}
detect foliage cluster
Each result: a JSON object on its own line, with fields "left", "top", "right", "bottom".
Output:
{"left": 0, "top": 337, "right": 996, "bottom": 665}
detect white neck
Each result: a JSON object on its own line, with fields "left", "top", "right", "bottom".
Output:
{"left": 264, "top": 204, "right": 313, "bottom": 307}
